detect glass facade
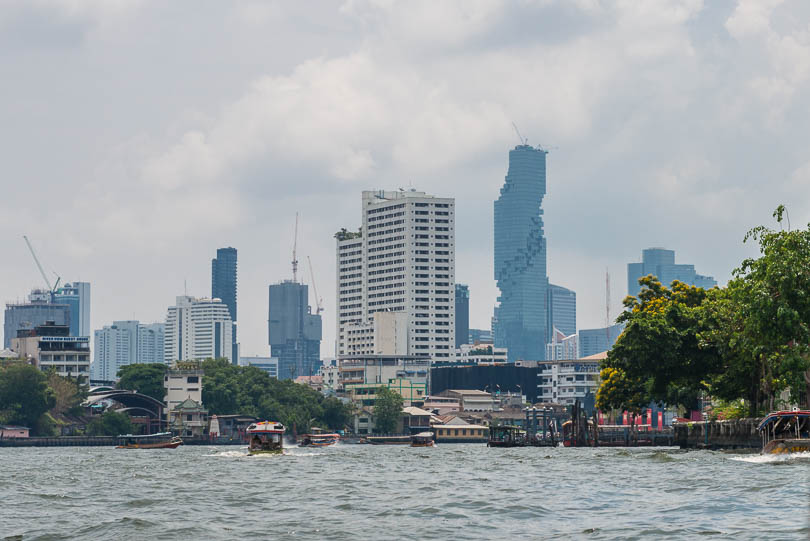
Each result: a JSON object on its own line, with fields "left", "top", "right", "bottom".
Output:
{"left": 494, "top": 145, "right": 549, "bottom": 362}
{"left": 268, "top": 281, "right": 322, "bottom": 380}
{"left": 547, "top": 283, "right": 576, "bottom": 338}
{"left": 212, "top": 247, "right": 238, "bottom": 364}
{"left": 627, "top": 248, "right": 717, "bottom": 297}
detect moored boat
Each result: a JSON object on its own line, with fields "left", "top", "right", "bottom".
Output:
{"left": 247, "top": 421, "right": 285, "bottom": 455}
{"left": 757, "top": 409, "right": 810, "bottom": 454}
{"left": 488, "top": 425, "right": 527, "bottom": 447}
{"left": 365, "top": 435, "right": 411, "bottom": 445}
{"left": 116, "top": 432, "right": 182, "bottom": 449}
{"left": 299, "top": 427, "right": 340, "bottom": 447}
{"left": 410, "top": 431, "right": 435, "bottom": 447}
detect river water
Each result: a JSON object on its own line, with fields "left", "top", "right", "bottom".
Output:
{"left": 1, "top": 444, "right": 808, "bottom": 540}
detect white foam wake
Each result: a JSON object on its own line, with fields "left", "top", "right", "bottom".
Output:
{"left": 730, "top": 451, "right": 810, "bottom": 464}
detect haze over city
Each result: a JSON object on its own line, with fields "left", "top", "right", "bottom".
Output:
{"left": 2, "top": 0, "right": 809, "bottom": 358}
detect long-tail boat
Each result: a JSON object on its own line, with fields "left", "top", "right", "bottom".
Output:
{"left": 757, "top": 409, "right": 810, "bottom": 454}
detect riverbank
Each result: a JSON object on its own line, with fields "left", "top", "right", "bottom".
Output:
{"left": 674, "top": 418, "right": 761, "bottom": 449}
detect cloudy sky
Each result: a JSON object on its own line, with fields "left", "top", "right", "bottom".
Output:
{"left": 1, "top": 0, "right": 809, "bottom": 358}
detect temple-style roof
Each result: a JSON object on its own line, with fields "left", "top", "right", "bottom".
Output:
{"left": 172, "top": 397, "right": 207, "bottom": 413}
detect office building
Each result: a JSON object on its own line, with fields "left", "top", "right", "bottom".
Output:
{"left": 537, "top": 354, "right": 601, "bottom": 405}
{"left": 578, "top": 323, "right": 625, "bottom": 358}
{"left": 11, "top": 321, "right": 90, "bottom": 378}
{"left": 494, "top": 145, "right": 549, "bottom": 362}
{"left": 53, "top": 282, "right": 91, "bottom": 338}
{"left": 212, "top": 247, "right": 238, "bottom": 363}
{"left": 336, "top": 189, "right": 456, "bottom": 361}
{"left": 4, "top": 298, "right": 70, "bottom": 349}
{"left": 627, "top": 248, "right": 717, "bottom": 297}
{"left": 455, "top": 284, "right": 470, "bottom": 348}
{"left": 268, "top": 281, "right": 322, "bottom": 379}
{"left": 547, "top": 284, "right": 576, "bottom": 338}
{"left": 92, "top": 321, "right": 165, "bottom": 381}
{"left": 164, "top": 296, "right": 233, "bottom": 364}
{"left": 468, "top": 328, "right": 493, "bottom": 344}
{"left": 241, "top": 356, "right": 279, "bottom": 379}
{"left": 545, "top": 328, "right": 578, "bottom": 361}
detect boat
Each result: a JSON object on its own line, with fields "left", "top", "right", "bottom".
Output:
{"left": 116, "top": 432, "right": 182, "bottom": 449}
{"left": 488, "top": 425, "right": 527, "bottom": 447}
{"left": 299, "top": 427, "right": 340, "bottom": 447}
{"left": 410, "top": 431, "right": 435, "bottom": 447}
{"left": 247, "top": 421, "right": 285, "bottom": 455}
{"left": 365, "top": 435, "right": 411, "bottom": 445}
{"left": 757, "top": 409, "right": 810, "bottom": 454}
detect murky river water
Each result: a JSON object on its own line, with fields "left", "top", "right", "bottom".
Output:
{"left": 1, "top": 444, "right": 808, "bottom": 540}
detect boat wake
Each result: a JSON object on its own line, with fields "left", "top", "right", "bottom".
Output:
{"left": 730, "top": 451, "right": 810, "bottom": 464}
{"left": 207, "top": 450, "right": 249, "bottom": 458}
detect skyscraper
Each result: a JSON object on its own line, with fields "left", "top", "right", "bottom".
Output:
{"left": 494, "top": 145, "right": 549, "bottom": 362}
{"left": 578, "top": 323, "right": 625, "bottom": 358}
{"left": 4, "top": 298, "right": 70, "bottom": 348}
{"left": 627, "top": 248, "right": 717, "bottom": 297}
{"left": 53, "top": 282, "right": 91, "bottom": 338}
{"left": 212, "top": 247, "right": 238, "bottom": 364}
{"left": 547, "top": 284, "right": 576, "bottom": 338}
{"left": 93, "top": 320, "right": 166, "bottom": 381}
{"left": 454, "top": 284, "right": 469, "bottom": 348}
{"left": 335, "top": 190, "right": 456, "bottom": 360}
{"left": 268, "top": 281, "right": 322, "bottom": 379}
{"left": 164, "top": 296, "right": 233, "bottom": 363}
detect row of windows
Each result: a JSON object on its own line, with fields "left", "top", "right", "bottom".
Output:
{"left": 368, "top": 227, "right": 405, "bottom": 238}
{"left": 368, "top": 219, "right": 404, "bottom": 230}
{"left": 367, "top": 203, "right": 405, "bottom": 214}
{"left": 369, "top": 251, "right": 404, "bottom": 261}
{"left": 368, "top": 211, "right": 405, "bottom": 222}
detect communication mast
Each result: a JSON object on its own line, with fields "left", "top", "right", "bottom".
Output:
{"left": 291, "top": 212, "right": 299, "bottom": 283}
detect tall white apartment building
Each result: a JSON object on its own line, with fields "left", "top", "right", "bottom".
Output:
{"left": 92, "top": 321, "right": 166, "bottom": 381}
{"left": 336, "top": 190, "right": 455, "bottom": 360}
{"left": 164, "top": 296, "right": 233, "bottom": 364}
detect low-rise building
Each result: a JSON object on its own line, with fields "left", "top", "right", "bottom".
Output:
{"left": 0, "top": 425, "right": 30, "bottom": 438}
{"left": 345, "top": 378, "right": 427, "bottom": 407}
{"left": 338, "top": 354, "right": 430, "bottom": 389}
{"left": 438, "top": 389, "right": 497, "bottom": 412}
{"left": 402, "top": 406, "right": 434, "bottom": 434}
{"left": 455, "top": 344, "right": 508, "bottom": 364}
{"left": 537, "top": 352, "right": 602, "bottom": 405}
{"left": 11, "top": 322, "right": 90, "bottom": 379}
{"left": 318, "top": 359, "right": 340, "bottom": 391}
{"left": 295, "top": 375, "right": 324, "bottom": 392}
{"left": 241, "top": 356, "right": 278, "bottom": 378}
{"left": 168, "top": 398, "right": 208, "bottom": 438}
{"left": 164, "top": 361, "right": 203, "bottom": 413}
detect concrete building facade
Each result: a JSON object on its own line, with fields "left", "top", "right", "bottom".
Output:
{"left": 537, "top": 354, "right": 601, "bottom": 405}
{"left": 336, "top": 190, "right": 456, "bottom": 361}
{"left": 93, "top": 321, "right": 165, "bottom": 381}
{"left": 546, "top": 328, "right": 578, "bottom": 361}
{"left": 494, "top": 145, "right": 549, "bottom": 362}
{"left": 164, "top": 296, "right": 233, "bottom": 364}
{"left": 11, "top": 322, "right": 90, "bottom": 378}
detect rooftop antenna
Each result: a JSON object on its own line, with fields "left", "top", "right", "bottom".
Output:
{"left": 292, "top": 212, "right": 299, "bottom": 283}
{"left": 512, "top": 122, "right": 528, "bottom": 145}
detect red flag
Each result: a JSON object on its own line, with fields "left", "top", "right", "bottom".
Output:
{"left": 658, "top": 411, "right": 663, "bottom": 430}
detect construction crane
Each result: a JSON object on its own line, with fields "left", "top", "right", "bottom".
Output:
{"left": 512, "top": 122, "right": 528, "bottom": 145}
{"left": 23, "top": 235, "right": 60, "bottom": 293}
{"left": 291, "top": 212, "right": 299, "bottom": 283}
{"left": 307, "top": 256, "right": 323, "bottom": 315}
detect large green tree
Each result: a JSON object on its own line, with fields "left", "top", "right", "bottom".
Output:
{"left": 373, "top": 387, "right": 403, "bottom": 434}
{"left": 87, "top": 410, "right": 133, "bottom": 436}
{"left": 117, "top": 363, "right": 167, "bottom": 401}
{"left": 0, "top": 364, "right": 55, "bottom": 432}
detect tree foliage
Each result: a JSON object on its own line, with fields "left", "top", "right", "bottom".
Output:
{"left": 117, "top": 363, "right": 168, "bottom": 402}
{"left": 597, "top": 207, "right": 810, "bottom": 415}
{"left": 87, "top": 410, "right": 133, "bottom": 436}
{"left": 47, "top": 371, "right": 88, "bottom": 416}
{"left": 201, "top": 358, "right": 352, "bottom": 432}
{"left": 0, "top": 363, "right": 55, "bottom": 432}
{"left": 373, "top": 386, "right": 403, "bottom": 434}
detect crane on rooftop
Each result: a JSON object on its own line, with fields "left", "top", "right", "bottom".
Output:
{"left": 23, "top": 235, "right": 60, "bottom": 294}
{"left": 291, "top": 212, "right": 299, "bottom": 283}
{"left": 307, "top": 256, "right": 323, "bottom": 315}
{"left": 512, "top": 122, "right": 528, "bottom": 145}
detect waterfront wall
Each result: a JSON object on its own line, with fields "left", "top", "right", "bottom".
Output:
{"left": 673, "top": 418, "right": 761, "bottom": 449}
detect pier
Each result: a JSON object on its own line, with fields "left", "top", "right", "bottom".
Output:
{"left": 673, "top": 419, "right": 760, "bottom": 450}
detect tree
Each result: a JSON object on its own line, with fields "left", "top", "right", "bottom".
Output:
{"left": 47, "top": 371, "right": 88, "bottom": 416}
{"left": 373, "top": 387, "right": 403, "bottom": 434}
{"left": 117, "top": 363, "right": 167, "bottom": 402}
{"left": 0, "top": 363, "right": 55, "bottom": 432}
{"left": 597, "top": 276, "right": 719, "bottom": 412}
{"left": 87, "top": 410, "right": 133, "bottom": 436}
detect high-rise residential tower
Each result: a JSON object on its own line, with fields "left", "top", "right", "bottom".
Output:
{"left": 627, "top": 248, "right": 717, "bottom": 297}
{"left": 268, "top": 281, "right": 322, "bottom": 379}
{"left": 212, "top": 247, "right": 238, "bottom": 364}
{"left": 454, "top": 284, "right": 470, "bottom": 348}
{"left": 335, "top": 190, "right": 456, "bottom": 361}
{"left": 493, "top": 145, "right": 549, "bottom": 362}
{"left": 164, "top": 296, "right": 233, "bottom": 363}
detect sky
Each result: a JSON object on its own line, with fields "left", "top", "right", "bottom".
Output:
{"left": 1, "top": 0, "right": 809, "bottom": 359}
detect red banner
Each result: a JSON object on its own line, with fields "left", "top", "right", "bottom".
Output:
{"left": 658, "top": 411, "right": 663, "bottom": 430}
{"left": 622, "top": 411, "right": 628, "bottom": 425}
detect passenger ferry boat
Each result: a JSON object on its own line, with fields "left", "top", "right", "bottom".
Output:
{"left": 487, "top": 425, "right": 527, "bottom": 447}
{"left": 757, "top": 409, "right": 810, "bottom": 454}
{"left": 410, "top": 431, "right": 435, "bottom": 447}
{"left": 247, "top": 421, "right": 285, "bottom": 455}
{"left": 116, "top": 432, "right": 182, "bottom": 449}
{"left": 299, "top": 427, "right": 340, "bottom": 447}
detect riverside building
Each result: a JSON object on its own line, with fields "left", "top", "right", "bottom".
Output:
{"left": 11, "top": 321, "right": 90, "bottom": 378}
{"left": 335, "top": 189, "right": 456, "bottom": 362}
{"left": 494, "top": 145, "right": 550, "bottom": 362}
{"left": 164, "top": 296, "right": 233, "bottom": 364}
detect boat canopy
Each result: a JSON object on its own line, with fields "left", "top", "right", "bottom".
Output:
{"left": 757, "top": 410, "right": 810, "bottom": 432}
{"left": 413, "top": 432, "right": 434, "bottom": 438}
{"left": 247, "top": 421, "right": 285, "bottom": 434}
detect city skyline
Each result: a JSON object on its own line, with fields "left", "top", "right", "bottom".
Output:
{"left": 2, "top": 2, "right": 808, "bottom": 358}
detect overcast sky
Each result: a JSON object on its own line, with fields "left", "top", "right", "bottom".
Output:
{"left": 1, "top": 0, "right": 809, "bottom": 359}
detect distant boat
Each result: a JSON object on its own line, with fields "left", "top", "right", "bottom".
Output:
{"left": 116, "top": 432, "right": 182, "bottom": 449}
{"left": 410, "top": 431, "right": 435, "bottom": 447}
{"left": 365, "top": 435, "right": 411, "bottom": 445}
{"left": 247, "top": 421, "right": 285, "bottom": 455}
{"left": 299, "top": 427, "right": 340, "bottom": 447}
{"left": 757, "top": 409, "right": 810, "bottom": 454}
{"left": 487, "top": 425, "right": 527, "bottom": 448}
